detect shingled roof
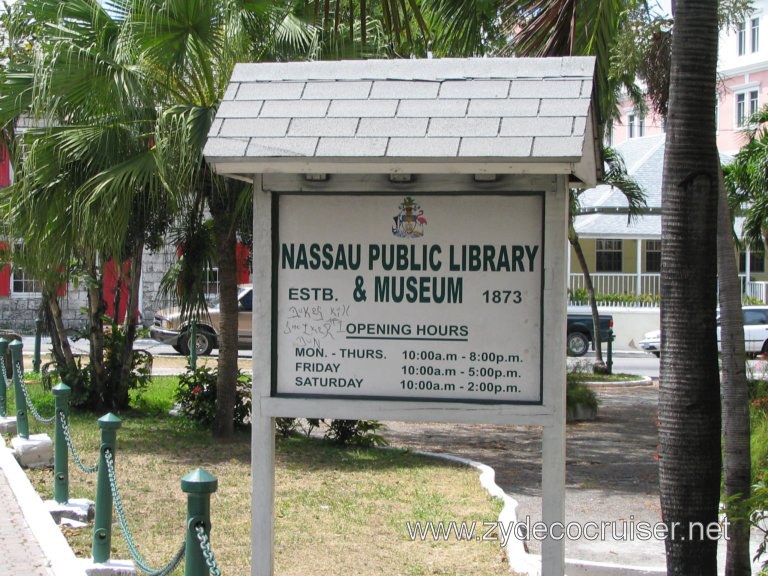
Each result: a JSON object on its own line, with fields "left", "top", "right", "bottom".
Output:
{"left": 204, "top": 57, "right": 599, "bottom": 185}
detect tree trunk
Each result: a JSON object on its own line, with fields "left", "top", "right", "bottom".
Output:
{"left": 659, "top": 2, "right": 721, "bottom": 574}
{"left": 44, "top": 290, "right": 76, "bottom": 370}
{"left": 568, "top": 222, "right": 604, "bottom": 366}
{"left": 208, "top": 188, "right": 239, "bottom": 439}
{"left": 87, "top": 261, "right": 107, "bottom": 410}
{"left": 117, "top": 243, "right": 144, "bottom": 406}
{"left": 718, "top": 170, "right": 751, "bottom": 576}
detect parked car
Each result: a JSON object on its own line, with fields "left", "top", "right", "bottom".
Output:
{"left": 639, "top": 305, "right": 768, "bottom": 358}
{"left": 150, "top": 284, "right": 253, "bottom": 355}
{"left": 566, "top": 311, "right": 614, "bottom": 357}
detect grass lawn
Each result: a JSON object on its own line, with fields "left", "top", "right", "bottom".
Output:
{"left": 6, "top": 376, "right": 509, "bottom": 576}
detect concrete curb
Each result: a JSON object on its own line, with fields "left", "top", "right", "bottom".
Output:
{"left": 0, "top": 439, "right": 86, "bottom": 576}
{"left": 580, "top": 376, "right": 654, "bottom": 388}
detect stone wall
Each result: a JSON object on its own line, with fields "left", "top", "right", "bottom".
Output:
{"left": 0, "top": 247, "right": 176, "bottom": 334}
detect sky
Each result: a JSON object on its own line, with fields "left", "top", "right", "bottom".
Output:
{"left": 654, "top": 0, "right": 673, "bottom": 17}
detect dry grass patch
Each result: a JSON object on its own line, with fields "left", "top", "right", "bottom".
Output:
{"left": 16, "top": 379, "right": 508, "bottom": 576}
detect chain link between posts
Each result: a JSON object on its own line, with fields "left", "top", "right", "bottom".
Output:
{"left": 195, "top": 524, "right": 222, "bottom": 576}
{"left": 17, "top": 361, "right": 55, "bottom": 424}
{"left": 59, "top": 411, "right": 99, "bottom": 474}
{"left": 105, "top": 449, "right": 186, "bottom": 576}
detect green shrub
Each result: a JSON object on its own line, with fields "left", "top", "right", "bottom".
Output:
{"left": 565, "top": 381, "right": 598, "bottom": 411}
{"left": 324, "top": 419, "right": 388, "bottom": 447}
{"left": 175, "top": 365, "right": 251, "bottom": 429}
{"left": 44, "top": 319, "right": 151, "bottom": 411}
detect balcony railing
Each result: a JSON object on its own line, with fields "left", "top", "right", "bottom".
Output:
{"left": 568, "top": 273, "right": 768, "bottom": 306}
{"left": 568, "top": 273, "right": 660, "bottom": 298}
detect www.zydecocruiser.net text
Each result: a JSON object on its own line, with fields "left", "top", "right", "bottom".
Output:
{"left": 405, "top": 516, "right": 731, "bottom": 548}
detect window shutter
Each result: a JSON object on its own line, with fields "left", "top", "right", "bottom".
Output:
{"left": 236, "top": 243, "right": 251, "bottom": 284}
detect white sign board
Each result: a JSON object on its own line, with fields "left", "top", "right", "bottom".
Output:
{"left": 275, "top": 193, "right": 544, "bottom": 404}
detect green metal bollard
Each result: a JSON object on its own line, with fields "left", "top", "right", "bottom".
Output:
{"left": 607, "top": 328, "right": 614, "bottom": 375}
{"left": 92, "top": 413, "right": 121, "bottom": 564}
{"left": 52, "top": 383, "right": 71, "bottom": 504}
{"left": 189, "top": 321, "right": 197, "bottom": 370}
{"left": 33, "top": 318, "right": 42, "bottom": 373}
{"left": 181, "top": 468, "right": 218, "bottom": 576}
{"left": 10, "top": 340, "right": 28, "bottom": 439}
{"left": 0, "top": 338, "right": 7, "bottom": 418}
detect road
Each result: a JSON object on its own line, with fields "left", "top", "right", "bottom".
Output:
{"left": 570, "top": 352, "right": 661, "bottom": 379}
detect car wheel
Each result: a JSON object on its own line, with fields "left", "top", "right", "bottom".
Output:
{"left": 652, "top": 351, "right": 660, "bottom": 358}
{"left": 179, "top": 329, "right": 216, "bottom": 356}
{"left": 566, "top": 332, "right": 590, "bottom": 357}
{"left": 172, "top": 344, "right": 185, "bottom": 355}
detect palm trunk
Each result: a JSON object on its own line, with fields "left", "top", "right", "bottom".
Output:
{"left": 568, "top": 223, "right": 604, "bottom": 366}
{"left": 87, "top": 261, "right": 107, "bottom": 410}
{"left": 718, "top": 170, "right": 751, "bottom": 576}
{"left": 659, "top": 2, "right": 721, "bottom": 574}
{"left": 209, "top": 188, "right": 239, "bottom": 440}
{"left": 44, "top": 290, "right": 76, "bottom": 369}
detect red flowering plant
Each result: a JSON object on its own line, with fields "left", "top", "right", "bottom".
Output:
{"left": 174, "top": 365, "right": 251, "bottom": 428}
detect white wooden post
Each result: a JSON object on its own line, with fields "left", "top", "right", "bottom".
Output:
{"left": 252, "top": 175, "right": 275, "bottom": 576}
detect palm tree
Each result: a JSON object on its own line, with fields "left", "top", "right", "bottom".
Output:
{"left": 0, "top": 0, "right": 170, "bottom": 410}
{"left": 659, "top": 1, "right": 722, "bottom": 573}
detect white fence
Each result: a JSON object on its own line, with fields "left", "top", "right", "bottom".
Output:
{"left": 568, "top": 273, "right": 660, "bottom": 299}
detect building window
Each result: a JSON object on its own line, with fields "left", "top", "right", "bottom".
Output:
{"left": 628, "top": 113, "right": 645, "bottom": 139}
{"left": 715, "top": 96, "right": 719, "bottom": 131}
{"left": 645, "top": 240, "right": 662, "bottom": 273}
{"left": 740, "top": 248, "right": 766, "bottom": 274}
{"left": 752, "top": 17, "right": 760, "bottom": 53}
{"left": 596, "top": 239, "right": 623, "bottom": 272}
{"left": 736, "top": 89, "right": 759, "bottom": 126}
{"left": 739, "top": 20, "right": 747, "bottom": 55}
{"left": 11, "top": 266, "right": 41, "bottom": 295}
{"left": 203, "top": 267, "right": 220, "bottom": 298}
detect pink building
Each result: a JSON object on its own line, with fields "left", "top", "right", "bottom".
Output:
{"left": 611, "top": 1, "right": 768, "bottom": 155}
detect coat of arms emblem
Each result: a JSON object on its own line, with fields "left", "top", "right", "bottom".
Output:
{"left": 392, "top": 196, "right": 427, "bottom": 238}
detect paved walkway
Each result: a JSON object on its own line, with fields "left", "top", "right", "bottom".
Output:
{"left": 0, "top": 436, "right": 83, "bottom": 576}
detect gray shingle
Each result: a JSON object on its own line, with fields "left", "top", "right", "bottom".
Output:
{"left": 316, "top": 138, "right": 388, "bottom": 156}
{"left": 459, "top": 137, "right": 533, "bottom": 157}
{"left": 397, "top": 99, "right": 468, "bottom": 117}
{"left": 539, "top": 99, "right": 590, "bottom": 117}
{"left": 289, "top": 118, "right": 359, "bottom": 137}
{"left": 217, "top": 101, "right": 264, "bottom": 118}
{"left": 237, "top": 82, "right": 305, "bottom": 100}
{"left": 438, "top": 80, "right": 509, "bottom": 99}
{"left": 247, "top": 138, "right": 318, "bottom": 157}
{"left": 203, "top": 137, "right": 249, "bottom": 157}
{"left": 357, "top": 118, "right": 428, "bottom": 137}
{"left": 229, "top": 57, "right": 591, "bottom": 83}
{"left": 500, "top": 117, "right": 573, "bottom": 137}
{"left": 468, "top": 98, "right": 539, "bottom": 117}
{"left": 219, "top": 118, "right": 290, "bottom": 137}
{"left": 370, "top": 81, "right": 440, "bottom": 99}
{"left": 532, "top": 137, "right": 583, "bottom": 158}
{"left": 261, "top": 100, "right": 329, "bottom": 118}
{"left": 223, "top": 83, "right": 239, "bottom": 101}
{"left": 428, "top": 117, "right": 499, "bottom": 137}
{"left": 302, "top": 81, "right": 372, "bottom": 100}
{"left": 387, "top": 138, "right": 459, "bottom": 157}
{"left": 508, "top": 80, "right": 582, "bottom": 99}
{"left": 573, "top": 117, "right": 587, "bottom": 137}
{"left": 208, "top": 119, "right": 223, "bottom": 137}
{"left": 580, "top": 80, "right": 593, "bottom": 97}
{"left": 328, "top": 100, "right": 398, "bottom": 117}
